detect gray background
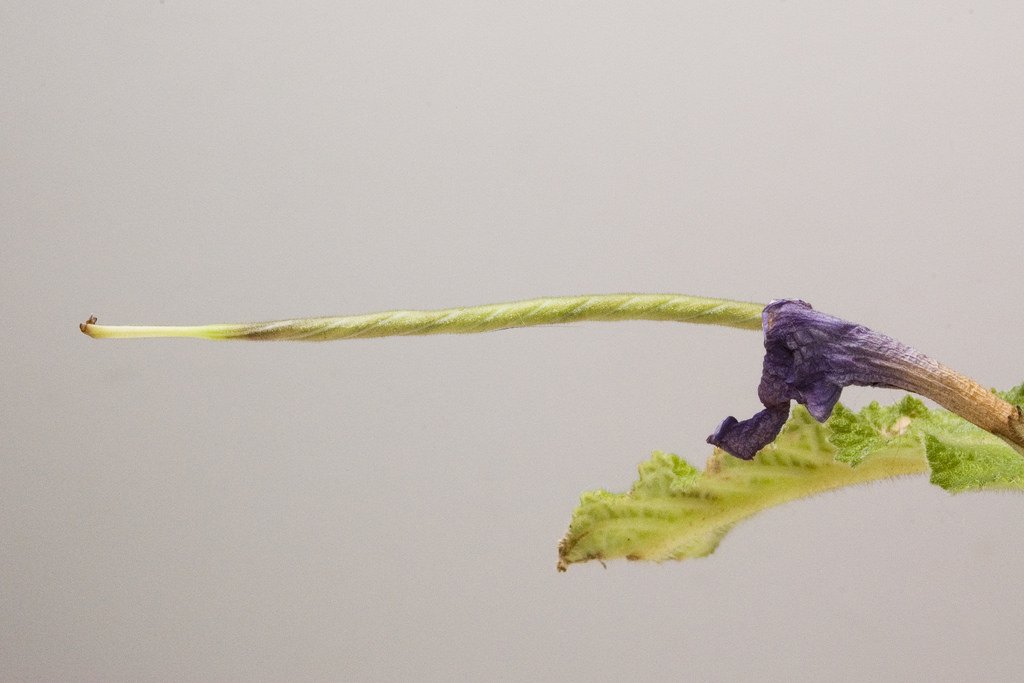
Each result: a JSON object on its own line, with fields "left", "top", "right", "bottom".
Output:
{"left": 3, "top": 2, "right": 1023, "bottom": 681}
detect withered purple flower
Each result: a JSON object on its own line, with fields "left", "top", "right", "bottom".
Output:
{"left": 708, "top": 299, "right": 1024, "bottom": 460}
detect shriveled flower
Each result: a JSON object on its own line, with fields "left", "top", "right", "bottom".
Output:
{"left": 709, "top": 299, "right": 1024, "bottom": 460}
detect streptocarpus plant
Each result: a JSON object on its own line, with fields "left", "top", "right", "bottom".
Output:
{"left": 80, "top": 293, "right": 1024, "bottom": 568}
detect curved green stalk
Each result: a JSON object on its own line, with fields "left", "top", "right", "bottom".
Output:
{"left": 80, "top": 294, "right": 765, "bottom": 341}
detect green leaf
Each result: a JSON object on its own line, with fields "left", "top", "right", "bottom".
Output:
{"left": 558, "top": 385, "right": 1024, "bottom": 570}
{"left": 1000, "top": 381, "right": 1024, "bottom": 407}
{"left": 826, "top": 395, "right": 928, "bottom": 466}
{"left": 918, "top": 405, "right": 1024, "bottom": 492}
{"left": 558, "top": 407, "right": 926, "bottom": 569}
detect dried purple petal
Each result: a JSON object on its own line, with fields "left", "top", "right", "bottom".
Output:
{"left": 708, "top": 299, "right": 1024, "bottom": 460}
{"left": 708, "top": 405, "right": 790, "bottom": 461}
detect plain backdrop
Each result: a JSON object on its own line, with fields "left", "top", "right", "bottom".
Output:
{"left": 3, "top": 2, "right": 1023, "bottom": 681}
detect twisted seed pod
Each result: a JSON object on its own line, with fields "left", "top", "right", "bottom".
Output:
{"left": 80, "top": 293, "right": 765, "bottom": 341}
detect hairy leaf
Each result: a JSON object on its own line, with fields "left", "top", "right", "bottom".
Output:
{"left": 558, "top": 384, "right": 1024, "bottom": 570}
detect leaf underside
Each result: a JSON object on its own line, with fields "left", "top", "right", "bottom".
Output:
{"left": 558, "top": 383, "right": 1024, "bottom": 570}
